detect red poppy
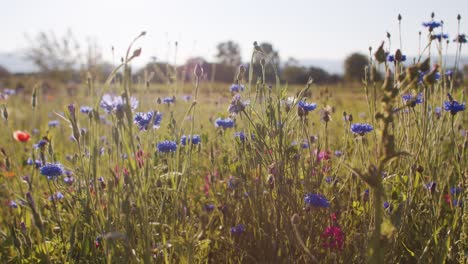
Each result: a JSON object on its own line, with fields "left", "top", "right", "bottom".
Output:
{"left": 13, "top": 131, "right": 30, "bottom": 142}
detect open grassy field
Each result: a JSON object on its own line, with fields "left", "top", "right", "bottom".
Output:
{"left": 0, "top": 22, "right": 467, "bottom": 263}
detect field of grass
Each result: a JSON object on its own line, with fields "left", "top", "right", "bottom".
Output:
{"left": 0, "top": 29, "right": 467, "bottom": 263}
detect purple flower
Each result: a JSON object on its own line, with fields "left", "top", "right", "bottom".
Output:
{"left": 422, "top": 21, "right": 442, "bottom": 30}
{"left": 80, "top": 106, "right": 93, "bottom": 114}
{"left": 298, "top": 100, "right": 317, "bottom": 112}
{"left": 40, "top": 163, "right": 64, "bottom": 180}
{"left": 100, "top": 94, "right": 138, "bottom": 113}
{"left": 350, "top": 123, "right": 373, "bottom": 136}
{"left": 134, "top": 111, "right": 162, "bottom": 130}
{"left": 230, "top": 224, "right": 245, "bottom": 234}
{"left": 49, "top": 192, "right": 64, "bottom": 201}
{"left": 162, "top": 96, "right": 175, "bottom": 104}
{"left": 215, "top": 118, "right": 235, "bottom": 129}
{"left": 181, "top": 135, "right": 201, "bottom": 146}
{"left": 432, "top": 33, "right": 449, "bottom": 41}
{"left": 444, "top": 100, "right": 466, "bottom": 115}
{"left": 230, "top": 84, "right": 245, "bottom": 93}
{"left": 48, "top": 120, "right": 60, "bottom": 127}
{"left": 9, "top": 200, "right": 18, "bottom": 209}
{"left": 402, "top": 92, "right": 423, "bottom": 105}
{"left": 305, "top": 193, "right": 330, "bottom": 208}
{"left": 157, "top": 140, "right": 177, "bottom": 153}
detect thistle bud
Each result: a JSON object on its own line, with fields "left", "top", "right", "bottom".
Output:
{"left": 194, "top": 63, "right": 203, "bottom": 79}
{"left": 418, "top": 58, "right": 431, "bottom": 72}
{"left": 457, "top": 14, "right": 461, "bottom": 21}
{"left": 431, "top": 12, "right": 435, "bottom": 19}
{"left": 260, "top": 58, "right": 266, "bottom": 66}
{"left": 374, "top": 41, "right": 386, "bottom": 63}
{"left": 2, "top": 105, "right": 8, "bottom": 121}
{"left": 398, "top": 14, "right": 402, "bottom": 21}
{"left": 132, "top": 48, "right": 142, "bottom": 58}
{"left": 31, "top": 87, "right": 37, "bottom": 108}
{"left": 387, "top": 32, "right": 391, "bottom": 39}
{"left": 423, "top": 65, "right": 439, "bottom": 86}
{"left": 395, "top": 49, "right": 403, "bottom": 62}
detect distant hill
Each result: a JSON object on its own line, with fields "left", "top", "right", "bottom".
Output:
{"left": 298, "top": 59, "right": 344, "bottom": 74}
{"left": 0, "top": 52, "right": 38, "bottom": 73}
{"left": 1, "top": 51, "right": 466, "bottom": 75}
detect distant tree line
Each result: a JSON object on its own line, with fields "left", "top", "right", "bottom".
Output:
{"left": 4, "top": 32, "right": 465, "bottom": 86}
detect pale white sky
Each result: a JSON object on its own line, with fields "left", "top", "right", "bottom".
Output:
{"left": 1, "top": 0, "right": 467, "bottom": 66}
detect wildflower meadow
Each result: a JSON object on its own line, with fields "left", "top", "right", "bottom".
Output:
{"left": 0, "top": 12, "right": 467, "bottom": 263}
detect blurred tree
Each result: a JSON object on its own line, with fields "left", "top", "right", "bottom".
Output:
{"left": 26, "top": 30, "right": 82, "bottom": 79}
{"left": 216, "top": 41, "right": 241, "bottom": 67}
{"left": 308, "top": 66, "right": 331, "bottom": 84}
{"left": 0, "top": 65, "right": 10, "bottom": 78}
{"left": 282, "top": 65, "right": 308, "bottom": 84}
{"left": 252, "top": 42, "right": 280, "bottom": 83}
{"left": 344, "top": 53, "right": 368, "bottom": 81}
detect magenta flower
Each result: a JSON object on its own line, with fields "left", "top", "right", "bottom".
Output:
{"left": 321, "top": 225, "right": 345, "bottom": 250}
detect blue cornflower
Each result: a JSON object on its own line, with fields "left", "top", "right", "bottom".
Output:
{"left": 422, "top": 21, "right": 442, "bottom": 29}
{"left": 432, "top": 33, "right": 449, "bottom": 41}
{"left": 40, "top": 163, "right": 64, "bottom": 180}
{"left": 450, "top": 187, "right": 462, "bottom": 196}
{"left": 49, "top": 192, "right": 64, "bottom": 201}
{"left": 134, "top": 111, "right": 162, "bottom": 130}
{"left": 298, "top": 100, "right": 317, "bottom": 112}
{"left": 304, "top": 193, "right": 330, "bottom": 208}
{"left": 34, "top": 139, "right": 48, "bottom": 149}
{"left": 424, "top": 182, "right": 436, "bottom": 192}
{"left": 444, "top": 100, "right": 466, "bottom": 115}
{"left": 334, "top": 150, "right": 343, "bottom": 157}
{"left": 100, "top": 94, "right": 138, "bottom": 113}
{"left": 418, "top": 71, "right": 441, "bottom": 84}
{"left": 27, "top": 158, "right": 42, "bottom": 168}
{"left": 181, "top": 95, "right": 192, "bottom": 102}
{"left": 9, "top": 200, "right": 18, "bottom": 208}
{"left": 402, "top": 93, "right": 423, "bottom": 105}
{"left": 383, "top": 201, "right": 393, "bottom": 212}
{"left": 350, "top": 123, "right": 373, "bottom": 136}
{"left": 230, "top": 84, "right": 244, "bottom": 93}
{"left": 48, "top": 120, "right": 59, "bottom": 127}
{"left": 180, "top": 135, "right": 201, "bottom": 146}
{"left": 215, "top": 118, "right": 235, "bottom": 129}
{"left": 64, "top": 175, "right": 75, "bottom": 185}
{"left": 204, "top": 204, "right": 215, "bottom": 212}
{"left": 230, "top": 224, "right": 245, "bottom": 234}
{"left": 445, "top": 70, "right": 453, "bottom": 77}
{"left": 162, "top": 96, "right": 175, "bottom": 104}
{"left": 388, "top": 54, "right": 407, "bottom": 62}
{"left": 157, "top": 140, "right": 177, "bottom": 153}
{"left": 235, "top": 132, "right": 246, "bottom": 142}
{"left": 80, "top": 106, "right": 93, "bottom": 114}
{"left": 227, "top": 94, "right": 248, "bottom": 114}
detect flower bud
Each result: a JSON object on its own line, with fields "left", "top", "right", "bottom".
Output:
{"left": 374, "top": 41, "right": 386, "bottom": 63}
